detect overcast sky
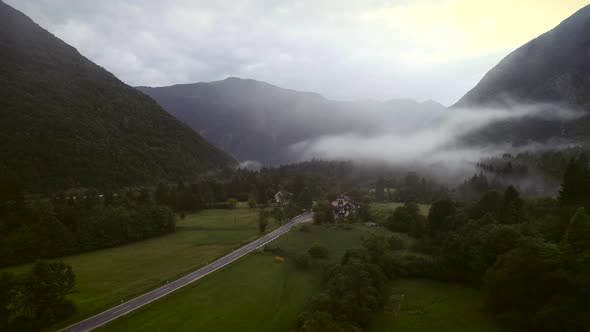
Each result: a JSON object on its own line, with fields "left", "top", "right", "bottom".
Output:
{"left": 6, "top": 0, "right": 588, "bottom": 105}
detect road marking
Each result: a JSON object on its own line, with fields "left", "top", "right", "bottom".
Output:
{"left": 111, "top": 306, "right": 130, "bottom": 315}
{"left": 154, "top": 288, "right": 168, "bottom": 295}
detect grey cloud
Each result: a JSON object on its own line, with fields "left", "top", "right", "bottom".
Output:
{"left": 6, "top": 0, "right": 508, "bottom": 105}
{"left": 290, "top": 103, "right": 584, "bottom": 175}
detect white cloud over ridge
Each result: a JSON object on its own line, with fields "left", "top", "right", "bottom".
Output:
{"left": 290, "top": 103, "right": 584, "bottom": 173}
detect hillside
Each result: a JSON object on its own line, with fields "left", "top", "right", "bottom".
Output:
{"left": 454, "top": 5, "right": 590, "bottom": 146}
{"left": 0, "top": 1, "right": 235, "bottom": 192}
{"left": 138, "top": 78, "right": 446, "bottom": 165}
{"left": 454, "top": 5, "right": 590, "bottom": 108}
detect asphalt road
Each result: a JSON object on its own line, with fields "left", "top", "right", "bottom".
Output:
{"left": 60, "top": 211, "right": 313, "bottom": 332}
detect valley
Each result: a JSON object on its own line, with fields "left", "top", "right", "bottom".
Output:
{"left": 1, "top": 1, "right": 590, "bottom": 332}
{"left": 2, "top": 207, "right": 271, "bottom": 330}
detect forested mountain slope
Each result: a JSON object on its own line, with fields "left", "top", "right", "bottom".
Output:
{"left": 0, "top": 1, "right": 235, "bottom": 192}
{"left": 139, "top": 78, "right": 446, "bottom": 165}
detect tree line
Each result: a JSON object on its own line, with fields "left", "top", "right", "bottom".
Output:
{"left": 0, "top": 187, "right": 175, "bottom": 267}
{"left": 368, "top": 153, "right": 590, "bottom": 332}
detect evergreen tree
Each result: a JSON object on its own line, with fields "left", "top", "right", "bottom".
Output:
{"left": 296, "top": 187, "right": 313, "bottom": 209}
{"left": 561, "top": 208, "right": 590, "bottom": 254}
{"left": 500, "top": 186, "right": 525, "bottom": 224}
{"left": 375, "top": 178, "right": 385, "bottom": 202}
{"left": 154, "top": 183, "right": 170, "bottom": 206}
{"left": 313, "top": 201, "right": 334, "bottom": 225}
{"left": 258, "top": 209, "right": 268, "bottom": 233}
{"left": 559, "top": 156, "right": 590, "bottom": 206}
{"left": 247, "top": 185, "right": 258, "bottom": 208}
{"left": 427, "top": 199, "right": 456, "bottom": 235}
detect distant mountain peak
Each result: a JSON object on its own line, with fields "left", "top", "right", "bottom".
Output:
{"left": 454, "top": 4, "right": 590, "bottom": 108}
{"left": 138, "top": 79, "right": 446, "bottom": 165}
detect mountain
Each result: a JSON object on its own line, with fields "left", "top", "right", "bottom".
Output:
{"left": 138, "top": 78, "right": 446, "bottom": 165}
{"left": 453, "top": 4, "right": 590, "bottom": 146}
{"left": 455, "top": 5, "right": 590, "bottom": 108}
{"left": 0, "top": 1, "right": 235, "bottom": 192}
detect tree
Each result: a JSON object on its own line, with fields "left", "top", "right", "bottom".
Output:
{"left": 20, "top": 262, "right": 76, "bottom": 324}
{"left": 559, "top": 156, "right": 590, "bottom": 206}
{"left": 296, "top": 187, "right": 313, "bottom": 209}
{"left": 258, "top": 209, "right": 268, "bottom": 233}
{"left": 271, "top": 207, "right": 286, "bottom": 225}
{"left": 155, "top": 183, "right": 170, "bottom": 206}
{"left": 308, "top": 245, "right": 328, "bottom": 259}
{"left": 385, "top": 202, "right": 425, "bottom": 237}
{"left": 248, "top": 185, "right": 258, "bottom": 208}
{"left": 427, "top": 199, "right": 456, "bottom": 235}
{"left": 313, "top": 201, "right": 334, "bottom": 225}
{"left": 0, "top": 272, "right": 15, "bottom": 327}
{"left": 561, "top": 208, "right": 590, "bottom": 254}
{"left": 482, "top": 240, "right": 589, "bottom": 332}
{"left": 0, "top": 262, "right": 77, "bottom": 329}
{"left": 500, "top": 186, "right": 525, "bottom": 224}
{"left": 227, "top": 198, "right": 238, "bottom": 209}
{"left": 470, "top": 191, "right": 502, "bottom": 219}
{"left": 375, "top": 178, "right": 385, "bottom": 202}
{"left": 295, "top": 253, "right": 311, "bottom": 270}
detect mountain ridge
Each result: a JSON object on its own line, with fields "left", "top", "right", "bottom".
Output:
{"left": 0, "top": 1, "right": 235, "bottom": 192}
{"left": 454, "top": 4, "right": 590, "bottom": 109}
{"left": 453, "top": 4, "right": 590, "bottom": 146}
{"left": 138, "top": 77, "right": 447, "bottom": 165}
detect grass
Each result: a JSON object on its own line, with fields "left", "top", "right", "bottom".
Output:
{"left": 371, "top": 202, "right": 431, "bottom": 224}
{"left": 98, "top": 224, "right": 390, "bottom": 332}
{"left": 4, "top": 204, "right": 502, "bottom": 332}
{"left": 1, "top": 207, "right": 272, "bottom": 330}
{"left": 370, "top": 279, "right": 505, "bottom": 332}
{"left": 100, "top": 225, "right": 504, "bottom": 332}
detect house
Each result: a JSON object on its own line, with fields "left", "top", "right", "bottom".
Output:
{"left": 330, "top": 194, "right": 358, "bottom": 218}
{"left": 274, "top": 191, "right": 292, "bottom": 206}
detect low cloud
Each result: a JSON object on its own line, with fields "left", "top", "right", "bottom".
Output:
{"left": 289, "top": 103, "right": 584, "bottom": 176}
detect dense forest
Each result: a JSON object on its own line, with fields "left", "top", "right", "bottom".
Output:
{"left": 0, "top": 186, "right": 175, "bottom": 267}
{"left": 295, "top": 155, "right": 590, "bottom": 332}
{"left": 0, "top": 1, "right": 234, "bottom": 193}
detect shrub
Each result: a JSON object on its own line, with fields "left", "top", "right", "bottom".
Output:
{"left": 299, "top": 224, "right": 311, "bottom": 233}
{"left": 390, "top": 252, "right": 439, "bottom": 278}
{"left": 263, "top": 246, "right": 285, "bottom": 256}
{"left": 388, "top": 234, "right": 405, "bottom": 250}
{"left": 295, "top": 253, "right": 311, "bottom": 269}
{"left": 308, "top": 245, "right": 329, "bottom": 259}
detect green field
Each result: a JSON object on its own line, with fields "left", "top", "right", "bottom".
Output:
{"left": 371, "top": 280, "right": 505, "bottom": 332}
{"left": 99, "top": 224, "right": 390, "bottom": 332}
{"left": 1, "top": 207, "right": 272, "bottom": 330}
{"left": 4, "top": 204, "right": 502, "bottom": 332}
{"left": 370, "top": 202, "right": 431, "bottom": 223}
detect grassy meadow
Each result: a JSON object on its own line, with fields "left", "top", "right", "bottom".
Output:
{"left": 3, "top": 203, "right": 503, "bottom": 332}
{"left": 1, "top": 207, "right": 272, "bottom": 330}
{"left": 370, "top": 279, "right": 505, "bottom": 332}
{"left": 98, "top": 224, "right": 390, "bottom": 332}
{"left": 370, "top": 202, "right": 431, "bottom": 224}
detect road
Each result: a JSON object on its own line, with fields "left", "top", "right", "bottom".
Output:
{"left": 60, "top": 211, "right": 313, "bottom": 332}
